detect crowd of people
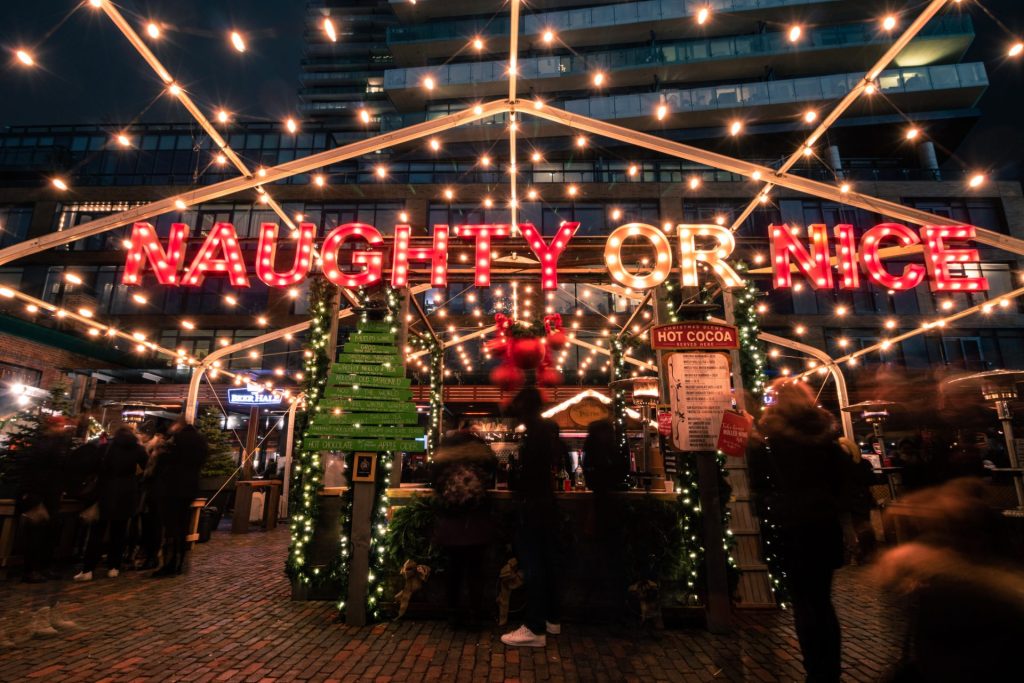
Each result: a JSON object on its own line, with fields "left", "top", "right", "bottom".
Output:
{"left": 16, "top": 418, "right": 210, "bottom": 583}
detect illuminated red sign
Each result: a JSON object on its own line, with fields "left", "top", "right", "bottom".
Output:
{"left": 651, "top": 322, "right": 739, "bottom": 350}
{"left": 121, "top": 221, "right": 990, "bottom": 293}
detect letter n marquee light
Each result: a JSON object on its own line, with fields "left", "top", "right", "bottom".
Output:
{"left": 321, "top": 223, "right": 384, "bottom": 288}
{"left": 454, "top": 224, "right": 510, "bottom": 287}
{"left": 519, "top": 221, "right": 580, "bottom": 290}
{"left": 859, "top": 223, "right": 926, "bottom": 291}
{"left": 391, "top": 224, "right": 449, "bottom": 287}
{"left": 921, "top": 226, "right": 989, "bottom": 292}
{"left": 122, "top": 222, "right": 189, "bottom": 286}
{"left": 769, "top": 223, "right": 833, "bottom": 289}
{"left": 256, "top": 223, "right": 315, "bottom": 288}
{"left": 182, "top": 222, "right": 249, "bottom": 287}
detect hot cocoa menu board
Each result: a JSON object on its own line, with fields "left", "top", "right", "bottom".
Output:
{"left": 666, "top": 352, "right": 733, "bottom": 452}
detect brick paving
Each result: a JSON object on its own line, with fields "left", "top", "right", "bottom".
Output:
{"left": 0, "top": 528, "right": 903, "bottom": 682}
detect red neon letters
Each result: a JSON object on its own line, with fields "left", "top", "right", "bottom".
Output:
{"left": 767, "top": 222, "right": 988, "bottom": 292}
{"left": 519, "top": 221, "right": 580, "bottom": 290}
{"left": 121, "top": 220, "right": 990, "bottom": 293}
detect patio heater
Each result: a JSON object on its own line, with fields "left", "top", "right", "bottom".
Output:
{"left": 945, "top": 370, "right": 1024, "bottom": 509}
{"left": 842, "top": 400, "right": 898, "bottom": 497}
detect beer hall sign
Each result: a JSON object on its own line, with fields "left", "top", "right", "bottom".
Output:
{"left": 121, "top": 220, "right": 991, "bottom": 293}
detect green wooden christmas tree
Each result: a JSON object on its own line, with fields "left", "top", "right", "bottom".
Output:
{"left": 304, "top": 317, "right": 425, "bottom": 454}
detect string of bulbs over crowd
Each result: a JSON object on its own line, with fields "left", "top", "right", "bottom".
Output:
{"left": 3, "top": 0, "right": 1024, "bottom": 402}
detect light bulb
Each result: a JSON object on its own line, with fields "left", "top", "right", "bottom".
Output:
{"left": 323, "top": 18, "right": 337, "bottom": 42}
{"left": 51, "top": 178, "right": 69, "bottom": 191}
{"left": 285, "top": 118, "right": 298, "bottom": 134}
{"left": 542, "top": 30, "right": 555, "bottom": 44}
{"left": 729, "top": 120, "right": 743, "bottom": 136}
{"left": 15, "top": 50, "right": 34, "bottom": 66}
{"left": 788, "top": 25, "right": 802, "bottom": 43}
{"left": 230, "top": 31, "right": 246, "bottom": 53}
{"left": 696, "top": 7, "right": 711, "bottom": 25}
{"left": 146, "top": 22, "right": 161, "bottom": 40}
{"left": 882, "top": 16, "right": 897, "bottom": 32}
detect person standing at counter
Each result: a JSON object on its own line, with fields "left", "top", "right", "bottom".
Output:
{"left": 430, "top": 430, "right": 497, "bottom": 628}
{"left": 749, "top": 379, "right": 849, "bottom": 683}
{"left": 501, "top": 386, "right": 566, "bottom": 648}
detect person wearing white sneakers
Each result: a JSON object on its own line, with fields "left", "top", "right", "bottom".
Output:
{"left": 76, "top": 426, "right": 147, "bottom": 582}
{"left": 500, "top": 388, "right": 566, "bottom": 648}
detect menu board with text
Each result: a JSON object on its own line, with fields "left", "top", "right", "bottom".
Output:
{"left": 666, "top": 352, "right": 733, "bottom": 451}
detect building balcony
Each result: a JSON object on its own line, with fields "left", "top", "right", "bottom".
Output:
{"left": 558, "top": 61, "right": 987, "bottom": 131}
{"left": 388, "top": 0, "right": 625, "bottom": 23}
{"left": 386, "top": 0, "right": 886, "bottom": 65}
{"left": 383, "top": 16, "right": 972, "bottom": 110}
{"left": 376, "top": 62, "right": 986, "bottom": 147}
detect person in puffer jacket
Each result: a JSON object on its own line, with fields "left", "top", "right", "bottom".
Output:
{"left": 430, "top": 430, "right": 497, "bottom": 628}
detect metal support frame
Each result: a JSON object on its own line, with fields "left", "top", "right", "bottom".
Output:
{"left": 183, "top": 284, "right": 431, "bottom": 422}
{"left": 183, "top": 314, "right": 351, "bottom": 424}
{"left": 521, "top": 105, "right": 1024, "bottom": 256}
{"left": 758, "top": 331, "right": 854, "bottom": 440}
{"left": 727, "top": 0, "right": 951, "bottom": 234}
{"left": 98, "top": 2, "right": 297, "bottom": 234}
{"left": 0, "top": 100, "right": 509, "bottom": 266}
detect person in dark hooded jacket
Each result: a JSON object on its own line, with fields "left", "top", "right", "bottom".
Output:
{"left": 430, "top": 430, "right": 497, "bottom": 626}
{"left": 75, "top": 426, "right": 147, "bottom": 580}
{"left": 749, "top": 379, "right": 849, "bottom": 683}
{"left": 152, "top": 420, "right": 208, "bottom": 577}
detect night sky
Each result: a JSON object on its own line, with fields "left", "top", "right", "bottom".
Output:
{"left": 0, "top": 0, "right": 1021, "bottom": 177}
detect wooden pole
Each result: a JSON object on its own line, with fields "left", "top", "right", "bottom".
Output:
{"left": 345, "top": 455, "right": 376, "bottom": 626}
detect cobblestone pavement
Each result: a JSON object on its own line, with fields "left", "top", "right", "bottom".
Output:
{"left": 0, "top": 527, "right": 902, "bottom": 682}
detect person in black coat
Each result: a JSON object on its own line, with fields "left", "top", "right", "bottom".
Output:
{"left": 501, "top": 387, "right": 567, "bottom": 648}
{"left": 430, "top": 430, "right": 497, "bottom": 627}
{"left": 152, "top": 420, "right": 209, "bottom": 577}
{"left": 18, "top": 417, "right": 72, "bottom": 582}
{"left": 749, "top": 379, "right": 849, "bottom": 683}
{"left": 75, "top": 426, "right": 147, "bottom": 580}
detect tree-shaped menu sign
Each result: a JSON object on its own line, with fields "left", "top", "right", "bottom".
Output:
{"left": 303, "top": 319, "right": 425, "bottom": 453}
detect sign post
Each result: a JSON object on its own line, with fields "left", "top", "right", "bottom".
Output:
{"left": 650, "top": 298, "right": 735, "bottom": 634}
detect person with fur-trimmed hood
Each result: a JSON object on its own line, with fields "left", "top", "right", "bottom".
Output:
{"left": 749, "top": 379, "right": 850, "bottom": 683}
{"left": 430, "top": 429, "right": 497, "bottom": 628}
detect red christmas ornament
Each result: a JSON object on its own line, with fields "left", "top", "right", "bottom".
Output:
{"left": 490, "top": 363, "right": 524, "bottom": 391}
{"left": 537, "top": 365, "right": 562, "bottom": 387}
{"left": 543, "top": 313, "right": 567, "bottom": 349}
{"left": 510, "top": 337, "right": 545, "bottom": 369}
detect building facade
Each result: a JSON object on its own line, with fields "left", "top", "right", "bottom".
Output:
{"left": 0, "top": 0, "right": 1020, "bottom": 419}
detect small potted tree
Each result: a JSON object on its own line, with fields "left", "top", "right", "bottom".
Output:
{"left": 195, "top": 408, "right": 237, "bottom": 527}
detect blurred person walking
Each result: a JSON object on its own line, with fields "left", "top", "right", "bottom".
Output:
{"left": 74, "top": 426, "right": 147, "bottom": 581}
{"left": 18, "top": 417, "right": 72, "bottom": 583}
{"left": 750, "top": 379, "right": 849, "bottom": 683}
{"left": 430, "top": 429, "right": 497, "bottom": 628}
{"left": 501, "top": 387, "right": 567, "bottom": 648}
{"left": 874, "top": 478, "right": 1023, "bottom": 682}
{"left": 152, "top": 420, "right": 208, "bottom": 577}
{"left": 838, "top": 437, "right": 877, "bottom": 564}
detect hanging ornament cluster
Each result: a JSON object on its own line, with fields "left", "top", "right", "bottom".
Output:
{"left": 487, "top": 313, "right": 567, "bottom": 390}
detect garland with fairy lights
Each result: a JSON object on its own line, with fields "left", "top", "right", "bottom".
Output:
{"left": 286, "top": 277, "right": 340, "bottom": 585}
{"left": 332, "top": 285, "right": 411, "bottom": 622}
{"left": 609, "top": 334, "right": 639, "bottom": 463}
{"left": 728, "top": 263, "right": 793, "bottom": 605}
{"left": 408, "top": 330, "right": 443, "bottom": 457}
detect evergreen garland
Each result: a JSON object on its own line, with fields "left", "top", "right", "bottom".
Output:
{"left": 408, "top": 331, "right": 442, "bottom": 457}
{"left": 286, "top": 276, "right": 339, "bottom": 585}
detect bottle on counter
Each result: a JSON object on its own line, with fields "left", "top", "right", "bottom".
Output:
{"left": 574, "top": 463, "right": 586, "bottom": 491}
